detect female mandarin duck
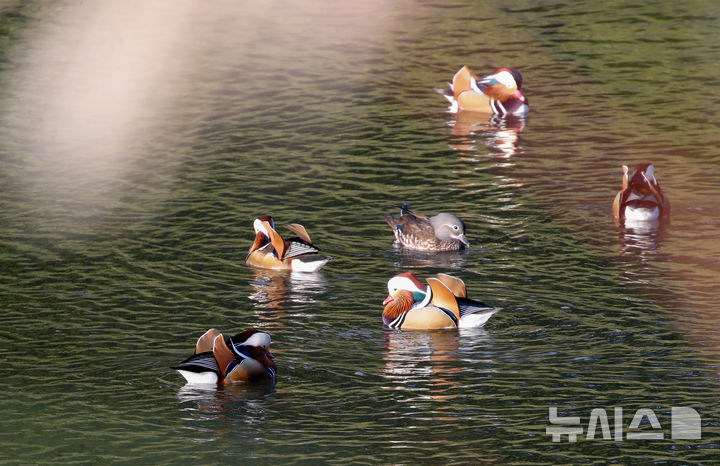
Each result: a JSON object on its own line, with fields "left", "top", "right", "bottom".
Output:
{"left": 385, "top": 205, "right": 469, "bottom": 251}
{"left": 612, "top": 163, "right": 670, "bottom": 223}
{"left": 439, "top": 65, "right": 529, "bottom": 116}
{"left": 173, "top": 328, "right": 277, "bottom": 384}
{"left": 383, "top": 272, "right": 499, "bottom": 330}
{"left": 247, "top": 215, "right": 331, "bottom": 272}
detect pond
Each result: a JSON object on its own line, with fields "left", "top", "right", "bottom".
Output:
{"left": 0, "top": 0, "right": 718, "bottom": 463}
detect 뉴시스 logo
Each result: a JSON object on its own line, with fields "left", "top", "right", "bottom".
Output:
{"left": 546, "top": 406, "right": 701, "bottom": 442}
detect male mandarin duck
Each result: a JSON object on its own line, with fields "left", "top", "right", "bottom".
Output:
{"left": 173, "top": 328, "right": 277, "bottom": 384}
{"left": 438, "top": 65, "right": 529, "bottom": 116}
{"left": 385, "top": 204, "right": 469, "bottom": 251}
{"left": 246, "top": 215, "right": 331, "bottom": 272}
{"left": 612, "top": 163, "right": 670, "bottom": 223}
{"left": 382, "top": 272, "right": 499, "bottom": 330}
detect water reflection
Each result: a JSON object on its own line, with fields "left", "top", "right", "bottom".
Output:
{"left": 381, "top": 331, "right": 462, "bottom": 402}
{"left": 617, "top": 221, "right": 668, "bottom": 257}
{"left": 177, "top": 383, "right": 275, "bottom": 430}
{"left": 614, "top": 220, "right": 670, "bottom": 290}
{"left": 248, "top": 269, "right": 328, "bottom": 312}
{"left": 392, "top": 246, "right": 469, "bottom": 270}
{"left": 448, "top": 111, "right": 526, "bottom": 160}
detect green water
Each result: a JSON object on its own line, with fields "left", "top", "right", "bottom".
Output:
{"left": 1, "top": 0, "right": 718, "bottom": 463}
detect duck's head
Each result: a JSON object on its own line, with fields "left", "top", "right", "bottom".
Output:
{"left": 253, "top": 216, "right": 275, "bottom": 236}
{"left": 231, "top": 328, "right": 272, "bottom": 349}
{"left": 429, "top": 213, "right": 470, "bottom": 247}
{"left": 231, "top": 329, "right": 276, "bottom": 374}
{"left": 481, "top": 68, "right": 523, "bottom": 88}
{"left": 250, "top": 346, "right": 277, "bottom": 373}
{"left": 383, "top": 272, "right": 431, "bottom": 317}
{"left": 478, "top": 68, "right": 523, "bottom": 98}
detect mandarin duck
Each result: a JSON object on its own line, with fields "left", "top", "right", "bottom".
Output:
{"left": 173, "top": 328, "right": 277, "bottom": 384}
{"left": 247, "top": 216, "right": 331, "bottom": 272}
{"left": 613, "top": 163, "right": 670, "bottom": 223}
{"left": 385, "top": 205, "right": 469, "bottom": 251}
{"left": 438, "top": 66, "right": 529, "bottom": 116}
{"left": 382, "top": 272, "right": 498, "bottom": 330}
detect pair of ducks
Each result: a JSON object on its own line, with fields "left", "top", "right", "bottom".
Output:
{"left": 247, "top": 206, "right": 471, "bottom": 273}
{"left": 175, "top": 67, "right": 670, "bottom": 385}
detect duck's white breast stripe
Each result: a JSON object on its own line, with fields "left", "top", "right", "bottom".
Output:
{"left": 389, "top": 313, "right": 406, "bottom": 329}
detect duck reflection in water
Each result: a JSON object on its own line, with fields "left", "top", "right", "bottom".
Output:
{"left": 382, "top": 331, "right": 462, "bottom": 403}
{"left": 393, "top": 247, "right": 468, "bottom": 271}
{"left": 176, "top": 383, "right": 275, "bottom": 430}
{"left": 448, "top": 111, "right": 526, "bottom": 158}
{"left": 616, "top": 223, "right": 669, "bottom": 284}
{"left": 248, "top": 269, "right": 328, "bottom": 315}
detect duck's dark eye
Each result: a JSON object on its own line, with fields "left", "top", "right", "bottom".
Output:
{"left": 452, "top": 225, "right": 459, "bottom": 230}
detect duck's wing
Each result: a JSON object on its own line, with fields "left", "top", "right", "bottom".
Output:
{"left": 435, "top": 85, "right": 455, "bottom": 103}
{"left": 212, "top": 334, "right": 236, "bottom": 378}
{"left": 172, "top": 351, "right": 220, "bottom": 375}
{"left": 426, "top": 277, "right": 460, "bottom": 320}
{"left": 641, "top": 172, "right": 666, "bottom": 207}
{"left": 395, "top": 212, "right": 435, "bottom": 239}
{"left": 451, "top": 66, "right": 478, "bottom": 99}
{"left": 435, "top": 273, "right": 467, "bottom": 298}
{"left": 286, "top": 223, "right": 313, "bottom": 245}
{"left": 457, "top": 297, "right": 496, "bottom": 318}
{"left": 259, "top": 221, "right": 285, "bottom": 259}
{"left": 195, "top": 328, "right": 220, "bottom": 354}
{"left": 283, "top": 240, "right": 321, "bottom": 259}
{"left": 384, "top": 214, "right": 399, "bottom": 229}
{"left": 248, "top": 231, "right": 268, "bottom": 254}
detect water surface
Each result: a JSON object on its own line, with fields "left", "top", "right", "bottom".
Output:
{"left": 1, "top": 0, "right": 719, "bottom": 463}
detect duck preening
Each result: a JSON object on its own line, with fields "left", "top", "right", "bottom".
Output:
{"left": 173, "top": 328, "right": 277, "bottom": 384}
{"left": 382, "top": 272, "right": 499, "bottom": 330}
{"left": 438, "top": 66, "right": 529, "bottom": 116}
{"left": 247, "top": 216, "right": 331, "bottom": 272}
{"left": 385, "top": 205, "right": 469, "bottom": 252}
{"left": 612, "top": 163, "right": 670, "bottom": 223}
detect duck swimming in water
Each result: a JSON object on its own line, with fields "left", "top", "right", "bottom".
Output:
{"left": 612, "top": 163, "right": 670, "bottom": 224}
{"left": 382, "top": 272, "right": 499, "bottom": 330}
{"left": 173, "top": 328, "right": 277, "bottom": 384}
{"left": 438, "top": 66, "right": 529, "bottom": 116}
{"left": 247, "top": 216, "right": 331, "bottom": 272}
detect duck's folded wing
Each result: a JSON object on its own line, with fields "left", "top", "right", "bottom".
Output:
{"left": 172, "top": 351, "right": 220, "bottom": 374}
{"left": 396, "top": 213, "right": 435, "bottom": 238}
{"left": 457, "top": 298, "right": 496, "bottom": 318}
{"left": 283, "top": 240, "right": 321, "bottom": 259}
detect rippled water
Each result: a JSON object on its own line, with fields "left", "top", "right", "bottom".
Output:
{"left": 1, "top": 0, "right": 719, "bottom": 463}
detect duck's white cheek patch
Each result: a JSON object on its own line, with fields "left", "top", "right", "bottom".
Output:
{"left": 495, "top": 70, "right": 516, "bottom": 88}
